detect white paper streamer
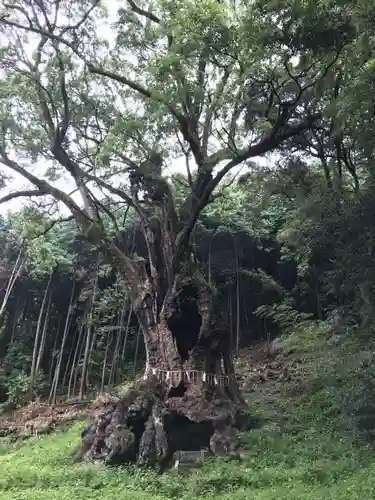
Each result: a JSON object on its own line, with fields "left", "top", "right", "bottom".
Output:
{"left": 142, "top": 367, "right": 234, "bottom": 387}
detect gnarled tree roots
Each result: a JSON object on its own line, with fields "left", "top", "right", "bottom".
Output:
{"left": 76, "top": 379, "right": 249, "bottom": 470}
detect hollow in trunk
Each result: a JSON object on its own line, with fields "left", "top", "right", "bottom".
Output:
{"left": 77, "top": 273, "right": 249, "bottom": 469}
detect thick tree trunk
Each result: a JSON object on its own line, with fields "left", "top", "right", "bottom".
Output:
{"left": 77, "top": 268, "right": 249, "bottom": 469}
{"left": 75, "top": 177, "right": 250, "bottom": 468}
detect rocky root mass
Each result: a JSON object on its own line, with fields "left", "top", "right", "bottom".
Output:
{"left": 76, "top": 378, "right": 250, "bottom": 469}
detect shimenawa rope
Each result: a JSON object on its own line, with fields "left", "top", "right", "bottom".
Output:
{"left": 143, "top": 367, "right": 236, "bottom": 387}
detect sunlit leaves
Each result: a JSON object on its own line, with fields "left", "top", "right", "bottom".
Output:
{"left": 0, "top": 0, "right": 362, "bottom": 266}
{"left": 11, "top": 208, "right": 76, "bottom": 275}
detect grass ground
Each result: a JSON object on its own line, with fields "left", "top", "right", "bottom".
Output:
{"left": 2, "top": 321, "right": 375, "bottom": 500}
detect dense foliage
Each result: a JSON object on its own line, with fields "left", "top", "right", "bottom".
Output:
{"left": 0, "top": 0, "right": 373, "bottom": 409}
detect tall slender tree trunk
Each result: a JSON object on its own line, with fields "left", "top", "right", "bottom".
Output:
{"left": 109, "top": 298, "right": 127, "bottom": 386}
{"left": 100, "top": 332, "right": 112, "bottom": 393}
{"left": 120, "top": 303, "right": 133, "bottom": 372}
{"left": 48, "top": 317, "right": 61, "bottom": 387}
{"left": 79, "top": 265, "right": 99, "bottom": 400}
{"left": 234, "top": 237, "right": 241, "bottom": 358}
{"left": 49, "top": 283, "right": 75, "bottom": 404}
{"left": 208, "top": 232, "right": 212, "bottom": 286}
{"left": 30, "top": 271, "right": 53, "bottom": 398}
{"left": 70, "top": 317, "right": 87, "bottom": 399}
{"left": 10, "top": 297, "right": 21, "bottom": 345}
{"left": 67, "top": 310, "right": 86, "bottom": 399}
{"left": 35, "top": 293, "right": 52, "bottom": 376}
{"left": 0, "top": 246, "right": 26, "bottom": 319}
{"left": 229, "top": 288, "right": 233, "bottom": 352}
{"left": 61, "top": 319, "right": 79, "bottom": 393}
{"left": 242, "top": 296, "right": 249, "bottom": 325}
{"left": 85, "top": 311, "right": 102, "bottom": 395}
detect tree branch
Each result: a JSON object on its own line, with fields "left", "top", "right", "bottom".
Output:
{"left": 126, "top": 0, "right": 173, "bottom": 46}
{"left": 0, "top": 152, "right": 87, "bottom": 219}
{"left": 28, "top": 215, "right": 75, "bottom": 240}
{"left": 212, "top": 114, "right": 321, "bottom": 186}
{"left": 87, "top": 65, "right": 203, "bottom": 164}
{"left": 174, "top": 112, "right": 321, "bottom": 265}
{"left": 0, "top": 190, "right": 46, "bottom": 204}
{"left": 0, "top": 151, "right": 141, "bottom": 291}
{"left": 0, "top": 16, "right": 202, "bottom": 164}
{"left": 0, "top": 17, "right": 81, "bottom": 57}
{"left": 28, "top": 36, "right": 56, "bottom": 137}
{"left": 54, "top": 43, "right": 70, "bottom": 144}
{"left": 50, "top": 145, "right": 142, "bottom": 215}
{"left": 60, "top": 0, "right": 99, "bottom": 34}
{"left": 126, "top": 0, "right": 161, "bottom": 24}
{"left": 202, "top": 66, "right": 232, "bottom": 158}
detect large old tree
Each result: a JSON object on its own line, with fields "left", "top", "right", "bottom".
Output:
{"left": 0, "top": 0, "right": 348, "bottom": 467}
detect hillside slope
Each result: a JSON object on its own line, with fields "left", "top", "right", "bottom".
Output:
{"left": 1, "top": 322, "right": 375, "bottom": 500}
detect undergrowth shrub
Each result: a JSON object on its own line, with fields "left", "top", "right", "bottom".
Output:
{"left": 255, "top": 298, "right": 313, "bottom": 330}
{"left": 277, "top": 319, "right": 375, "bottom": 444}
{"left": 342, "top": 350, "right": 375, "bottom": 442}
{"left": 5, "top": 370, "right": 48, "bottom": 406}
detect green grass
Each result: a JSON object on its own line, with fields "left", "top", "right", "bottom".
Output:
{"left": 2, "top": 321, "right": 375, "bottom": 499}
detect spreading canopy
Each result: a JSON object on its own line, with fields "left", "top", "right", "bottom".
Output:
{"left": 0, "top": 0, "right": 348, "bottom": 294}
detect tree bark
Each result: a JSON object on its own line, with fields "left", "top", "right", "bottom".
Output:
{"left": 78, "top": 260, "right": 249, "bottom": 469}
{"left": 75, "top": 167, "right": 248, "bottom": 469}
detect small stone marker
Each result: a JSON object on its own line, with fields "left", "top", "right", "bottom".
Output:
{"left": 173, "top": 449, "right": 209, "bottom": 471}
